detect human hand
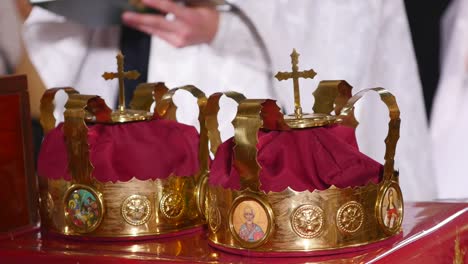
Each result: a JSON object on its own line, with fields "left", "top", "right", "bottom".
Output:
{"left": 122, "top": 0, "right": 220, "bottom": 48}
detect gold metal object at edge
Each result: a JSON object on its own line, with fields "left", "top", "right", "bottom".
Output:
{"left": 454, "top": 230, "right": 466, "bottom": 264}
{"left": 46, "top": 192, "right": 54, "bottom": 218}
{"left": 375, "top": 181, "right": 404, "bottom": 235}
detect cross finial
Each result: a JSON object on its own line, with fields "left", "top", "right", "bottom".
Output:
{"left": 102, "top": 51, "right": 141, "bottom": 112}
{"left": 275, "top": 49, "right": 317, "bottom": 119}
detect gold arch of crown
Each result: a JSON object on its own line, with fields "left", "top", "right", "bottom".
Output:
{"left": 39, "top": 64, "right": 211, "bottom": 237}
{"left": 38, "top": 49, "right": 403, "bottom": 249}
{"left": 206, "top": 49, "right": 403, "bottom": 253}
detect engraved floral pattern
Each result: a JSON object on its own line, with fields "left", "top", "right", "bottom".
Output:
{"left": 336, "top": 201, "right": 364, "bottom": 234}
{"left": 122, "top": 195, "right": 151, "bottom": 226}
{"left": 160, "top": 192, "right": 184, "bottom": 219}
{"left": 292, "top": 205, "right": 324, "bottom": 238}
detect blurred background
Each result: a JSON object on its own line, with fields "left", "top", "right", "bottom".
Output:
{"left": 1, "top": 0, "right": 466, "bottom": 200}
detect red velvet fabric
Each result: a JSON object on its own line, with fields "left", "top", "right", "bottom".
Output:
{"left": 209, "top": 125, "right": 383, "bottom": 192}
{"left": 38, "top": 120, "right": 200, "bottom": 182}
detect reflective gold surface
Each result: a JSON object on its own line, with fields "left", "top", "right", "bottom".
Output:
{"left": 41, "top": 176, "right": 204, "bottom": 238}
{"left": 63, "top": 184, "right": 105, "bottom": 234}
{"left": 39, "top": 87, "right": 79, "bottom": 134}
{"left": 102, "top": 52, "right": 151, "bottom": 123}
{"left": 129, "top": 82, "right": 169, "bottom": 112}
{"left": 208, "top": 182, "right": 400, "bottom": 253}
{"left": 454, "top": 230, "right": 465, "bottom": 264}
{"left": 227, "top": 193, "right": 274, "bottom": 249}
{"left": 283, "top": 113, "right": 336, "bottom": 129}
{"left": 205, "top": 92, "right": 246, "bottom": 155}
{"left": 40, "top": 81, "right": 210, "bottom": 238}
{"left": 156, "top": 85, "right": 209, "bottom": 180}
{"left": 63, "top": 95, "right": 99, "bottom": 186}
{"left": 154, "top": 85, "right": 210, "bottom": 218}
{"left": 121, "top": 194, "right": 152, "bottom": 226}
{"left": 338, "top": 88, "right": 400, "bottom": 182}
{"left": 313, "top": 80, "right": 358, "bottom": 127}
{"left": 207, "top": 85, "right": 403, "bottom": 253}
{"left": 275, "top": 49, "right": 317, "bottom": 119}
{"left": 233, "top": 99, "right": 289, "bottom": 192}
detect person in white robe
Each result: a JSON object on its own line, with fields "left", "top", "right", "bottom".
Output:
{"left": 23, "top": 0, "right": 435, "bottom": 201}
{"left": 0, "top": 0, "right": 22, "bottom": 75}
{"left": 431, "top": 0, "right": 468, "bottom": 199}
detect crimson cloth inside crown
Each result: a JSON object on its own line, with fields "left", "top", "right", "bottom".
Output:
{"left": 38, "top": 120, "right": 201, "bottom": 182}
{"left": 209, "top": 125, "right": 383, "bottom": 192}
{"left": 38, "top": 119, "right": 382, "bottom": 188}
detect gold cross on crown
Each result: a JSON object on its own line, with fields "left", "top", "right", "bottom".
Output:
{"left": 102, "top": 51, "right": 141, "bottom": 113}
{"left": 275, "top": 49, "right": 317, "bottom": 119}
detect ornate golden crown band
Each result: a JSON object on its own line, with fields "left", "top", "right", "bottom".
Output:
{"left": 38, "top": 54, "right": 210, "bottom": 239}
{"left": 205, "top": 50, "right": 403, "bottom": 255}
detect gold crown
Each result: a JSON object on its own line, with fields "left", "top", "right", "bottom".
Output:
{"left": 205, "top": 50, "right": 403, "bottom": 255}
{"left": 38, "top": 53, "right": 210, "bottom": 239}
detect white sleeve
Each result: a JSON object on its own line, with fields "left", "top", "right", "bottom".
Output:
{"left": 0, "top": 0, "right": 22, "bottom": 74}
{"left": 358, "top": 0, "right": 436, "bottom": 201}
{"left": 22, "top": 6, "right": 92, "bottom": 88}
{"left": 208, "top": 4, "right": 267, "bottom": 73}
{"left": 431, "top": 0, "right": 468, "bottom": 199}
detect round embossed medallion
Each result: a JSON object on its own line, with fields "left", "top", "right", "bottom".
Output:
{"left": 64, "top": 185, "right": 104, "bottom": 233}
{"left": 291, "top": 205, "right": 324, "bottom": 238}
{"left": 336, "top": 201, "right": 364, "bottom": 234}
{"left": 121, "top": 195, "right": 152, "bottom": 226}
{"left": 160, "top": 192, "right": 184, "bottom": 219}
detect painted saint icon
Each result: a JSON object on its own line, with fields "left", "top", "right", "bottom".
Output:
{"left": 238, "top": 206, "right": 265, "bottom": 242}
{"left": 232, "top": 200, "right": 269, "bottom": 243}
{"left": 382, "top": 187, "right": 401, "bottom": 229}
{"left": 65, "top": 189, "right": 100, "bottom": 231}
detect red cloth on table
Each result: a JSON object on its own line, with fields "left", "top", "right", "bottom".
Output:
{"left": 209, "top": 125, "right": 383, "bottom": 192}
{"left": 37, "top": 119, "right": 200, "bottom": 182}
